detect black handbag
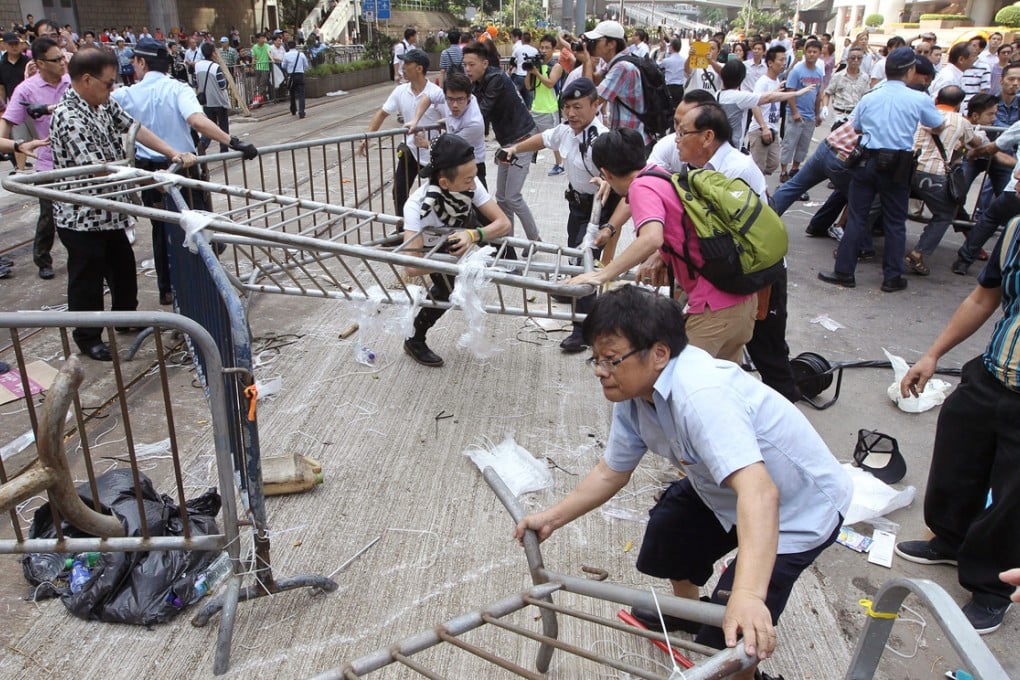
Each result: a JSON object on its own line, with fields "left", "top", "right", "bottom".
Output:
{"left": 930, "top": 131, "right": 967, "bottom": 203}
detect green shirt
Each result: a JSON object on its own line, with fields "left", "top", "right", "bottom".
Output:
{"left": 531, "top": 63, "right": 559, "bottom": 114}
{"left": 252, "top": 43, "right": 270, "bottom": 71}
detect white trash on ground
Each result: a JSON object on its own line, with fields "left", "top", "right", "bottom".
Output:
{"left": 465, "top": 435, "right": 553, "bottom": 497}
{"left": 883, "top": 348, "right": 952, "bottom": 413}
{"left": 842, "top": 463, "right": 915, "bottom": 526}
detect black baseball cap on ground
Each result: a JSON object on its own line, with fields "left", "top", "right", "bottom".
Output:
{"left": 418, "top": 134, "right": 475, "bottom": 178}
{"left": 853, "top": 429, "right": 907, "bottom": 484}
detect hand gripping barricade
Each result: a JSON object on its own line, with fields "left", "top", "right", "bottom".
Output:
{"left": 307, "top": 468, "right": 1008, "bottom": 680}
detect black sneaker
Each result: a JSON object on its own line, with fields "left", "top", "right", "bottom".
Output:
{"left": 880, "top": 276, "right": 908, "bottom": 292}
{"left": 403, "top": 338, "right": 444, "bottom": 367}
{"left": 951, "top": 259, "right": 971, "bottom": 276}
{"left": 894, "top": 539, "right": 958, "bottom": 566}
{"left": 630, "top": 596, "right": 712, "bottom": 634}
{"left": 962, "top": 599, "right": 1011, "bottom": 635}
{"left": 559, "top": 329, "right": 587, "bottom": 353}
{"left": 799, "top": 192, "right": 810, "bottom": 202}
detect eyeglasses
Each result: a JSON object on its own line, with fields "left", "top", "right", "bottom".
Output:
{"left": 37, "top": 54, "right": 66, "bottom": 63}
{"left": 445, "top": 95, "right": 468, "bottom": 104}
{"left": 89, "top": 75, "right": 117, "bottom": 89}
{"left": 585, "top": 348, "right": 642, "bottom": 372}
{"left": 676, "top": 128, "right": 704, "bottom": 137}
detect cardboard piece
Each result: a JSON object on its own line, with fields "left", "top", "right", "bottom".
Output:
{"left": 0, "top": 360, "right": 59, "bottom": 405}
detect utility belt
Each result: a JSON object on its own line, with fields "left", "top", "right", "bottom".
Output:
{"left": 565, "top": 186, "right": 596, "bottom": 210}
{"left": 833, "top": 106, "right": 853, "bottom": 115}
{"left": 859, "top": 147, "right": 917, "bottom": 183}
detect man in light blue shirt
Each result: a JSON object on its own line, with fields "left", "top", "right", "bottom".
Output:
{"left": 820, "top": 47, "right": 944, "bottom": 293}
{"left": 779, "top": 38, "right": 824, "bottom": 181}
{"left": 514, "top": 286, "right": 851, "bottom": 680}
{"left": 112, "top": 37, "right": 256, "bottom": 304}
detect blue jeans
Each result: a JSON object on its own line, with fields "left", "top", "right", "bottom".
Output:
{"left": 835, "top": 156, "right": 909, "bottom": 279}
{"left": 771, "top": 142, "right": 853, "bottom": 216}
{"left": 912, "top": 171, "right": 959, "bottom": 256}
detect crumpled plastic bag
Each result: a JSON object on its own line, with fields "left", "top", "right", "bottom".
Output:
{"left": 883, "top": 348, "right": 952, "bottom": 413}
{"left": 465, "top": 434, "right": 553, "bottom": 497}
{"left": 21, "top": 468, "right": 221, "bottom": 626}
{"left": 450, "top": 245, "right": 499, "bottom": 359}
{"left": 395, "top": 284, "right": 427, "bottom": 340}
{"left": 842, "top": 463, "right": 915, "bottom": 526}
{"left": 352, "top": 291, "right": 386, "bottom": 366}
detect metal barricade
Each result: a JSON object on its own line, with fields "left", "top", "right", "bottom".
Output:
{"left": 0, "top": 311, "right": 335, "bottom": 675}
{"left": 4, "top": 158, "right": 598, "bottom": 323}
{"left": 310, "top": 469, "right": 1009, "bottom": 680}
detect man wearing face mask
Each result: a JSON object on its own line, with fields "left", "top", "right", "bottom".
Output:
{"left": 401, "top": 134, "right": 511, "bottom": 367}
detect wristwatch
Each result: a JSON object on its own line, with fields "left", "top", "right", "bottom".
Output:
{"left": 600, "top": 223, "right": 617, "bottom": 237}
{"left": 12, "top": 140, "right": 22, "bottom": 154}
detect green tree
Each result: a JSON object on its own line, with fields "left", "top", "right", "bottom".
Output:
{"left": 699, "top": 6, "right": 728, "bottom": 27}
{"left": 280, "top": 0, "right": 321, "bottom": 29}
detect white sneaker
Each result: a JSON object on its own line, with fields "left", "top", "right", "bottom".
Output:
{"left": 827, "top": 225, "right": 844, "bottom": 241}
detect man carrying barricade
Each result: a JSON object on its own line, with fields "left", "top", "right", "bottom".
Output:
{"left": 400, "top": 134, "right": 510, "bottom": 368}
{"left": 514, "top": 284, "right": 851, "bottom": 680}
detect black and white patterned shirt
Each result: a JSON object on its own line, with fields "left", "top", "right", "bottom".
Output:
{"left": 50, "top": 87, "right": 135, "bottom": 232}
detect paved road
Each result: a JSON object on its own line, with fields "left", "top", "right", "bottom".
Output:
{"left": 0, "top": 82, "right": 1014, "bottom": 679}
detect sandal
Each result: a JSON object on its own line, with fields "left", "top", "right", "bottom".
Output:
{"left": 905, "top": 251, "right": 930, "bottom": 276}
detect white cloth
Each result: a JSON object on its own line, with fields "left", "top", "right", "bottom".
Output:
{"left": 541, "top": 118, "right": 610, "bottom": 195}
{"left": 403, "top": 181, "right": 491, "bottom": 246}
{"left": 647, "top": 132, "right": 682, "bottom": 172}
{"left": 703, "top": 142, "right": 767, "bottom": 199}
{"left": 629, "top": 42, "right": 650, "bottom": 59}
{"left": 741, "top": 60, "right": 767, "bottom": 91}
{"left": 929, "top": 62, "right": 965, "bottom": 99}
{"left": 716, "top": 89, "right": 760, "bottom": 149}
{"left": 747, "top": 74, "right": 781, "bottom": 133}
{"left": 869, "top": 57, "right": 886, "bottom": 84}
{"left": 686, "top": 67, "right": 720, "bottom": 95}
{"left": 603, "top": 346, "right": 853, "bottom": 554}
{"left": 383, "top": 81, "right": 445, "bottom": 166}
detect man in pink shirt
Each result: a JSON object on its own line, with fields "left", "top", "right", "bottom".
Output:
{"left": 569, "top": 127, "right": 756, "bottom": 364}
{"left": 0, "top": 36, "right": 71, "bottom": 280}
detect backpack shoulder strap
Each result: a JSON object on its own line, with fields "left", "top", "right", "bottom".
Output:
{"left": 637, "top": 167, "right": 697, "bottom": 276}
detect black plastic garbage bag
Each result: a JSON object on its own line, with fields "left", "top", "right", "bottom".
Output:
{"left": 20, "top": 468, "right": 222, "bottom": 626}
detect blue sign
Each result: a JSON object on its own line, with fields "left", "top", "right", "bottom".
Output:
{"left": 377, "top": 0, "right": 390, "bottom": 20}
{"left": 361, "top": 0, "right": 375, "bottom": 18}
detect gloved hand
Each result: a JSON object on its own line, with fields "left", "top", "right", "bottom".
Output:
{"left": 228, "top": 136, "right": 258, "bottom": 160}
{"left": 821, "top": 105, "right": 829, "bottom": 120}
{"left": 23, "top": 102, "right": 50, "bottom": 119}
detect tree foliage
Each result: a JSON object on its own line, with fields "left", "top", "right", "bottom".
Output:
{"left": 280, "top": 0, "right": 321, "bottom": 29}
{"left": 997, "top": 3, "right": 1020, "bottom": 27}
{"left": 865, "top": 13, "right": 884, "bottom": 27}
{"left": 736, "top": 0, "right": 796, "bottom": 34}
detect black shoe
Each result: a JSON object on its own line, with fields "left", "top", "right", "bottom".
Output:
{"left": 159, "top": 292, "right": 173, "bottom": 305}
{"left": 403, "top": 338, "right": 444, "bottom": 367}
{"left": 82, "top": 343, "right": 113, "bottom": 361}
{"left": 894, "top": 539, "right": 958, "bottom": 566}
{"left": 0, "top": 265, "right": 11, "bottom": 279}
{"left": 560, "top": 329, "right": 587, "bottom": 353}
{"left": 951, "top": 258, "right": 971, "bottom": 276}
{"left": 799, "top": 192, "right": 810, "bottom": 202}
{"left": 962, "top": 599, "right": 1012, "bottom": 635}
{"left": 630, "top": 596, "right": 712, "bottom": 634}
{"left": 804, "top": 227, "right": 828, "bottom": 238}
{"left": 115, "top": 326, "right": 145, "bottom": 334}
{"left": 818, "top": 271, "right": 856, "bottom": 288}
{"left": 0, "top": 255, "right": 12, "bottom": 266}
{"left": 299, "top": 113, "right": 306, "bottom": 119}
{"left": 38, "top": 266, "right": 54, "bottom": 280}
{"left": 290, "top": 110, "right": 296, "bottom": 115}
{"left": 881, "top": 276, "right": 908, "bottom": 292}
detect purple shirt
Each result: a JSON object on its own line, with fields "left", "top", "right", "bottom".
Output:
{"left": 3, "top": 73, "right": 71, "bottom": 170}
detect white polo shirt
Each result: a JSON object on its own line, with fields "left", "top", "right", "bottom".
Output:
{"left": 383, "top": 80, "right": 445, "bottom": 166}
{"left": 541, "top": 118, "right": 609, "bottom": 195}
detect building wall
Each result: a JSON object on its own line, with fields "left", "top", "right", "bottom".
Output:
{"left": 72, "top": 0, "right": 270, "bottom": 39}
{"left": 74, "top": 0, "right": 148, "bottom": 31}
{"left": 0, "top": 0, "right": 24, "bottom": 26}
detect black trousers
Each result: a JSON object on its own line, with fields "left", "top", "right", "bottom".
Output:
{"left": 393, "top": 146, "right": 421, "bottom": 218}
{"left": 958, "top": 190, "right": 1020, "bottom": 265}
{"left": 33, "top": 198, "right": 55, "bottom": 269}
{"left": 57, "top": 227, "right": 137, "bottom": 351}
{"left": 746, "top": 266, "right": 800, "bottom": 402}
{"left": 288, "top": 73, "right": 306, "bottom": 117}
{"left": 566, "top": 190, "right": 621, "bottom": 325}
{"left": 411, "top": 271, "right": 454, "bottom": 341}
{"left": 201, "top": 105, "right": 230, "bottom": 153}
{"left": 924, "top": 357, "right": 1020, "bottom": 606}
{"left": 666, "top": 84, "right": 684, "bottom": 109}
{"left": 138, "top": 160, "right": 210, "bottom": 296}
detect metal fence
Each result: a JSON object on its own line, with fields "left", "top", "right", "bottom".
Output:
{"left": 0, "top": 310, "right": 335, "bottom": 675}
{"left": 309, "top": 469, "right": 1009, "bottom": 679}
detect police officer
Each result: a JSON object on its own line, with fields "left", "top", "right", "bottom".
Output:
{"left": 112, "top": 37, "right": 257, "bottom": 305}
{"left": 819, "top": 47, "right": 944, "bottom": 293}
{"left": 500, "top": 78, "right": 626, "bottom": 351}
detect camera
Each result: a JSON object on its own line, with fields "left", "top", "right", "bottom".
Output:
{"left": 523, "top": 54, "right": 544, "bottom": 71}
{"left": 570, "top": 40, "right": 584, "bottom": 52}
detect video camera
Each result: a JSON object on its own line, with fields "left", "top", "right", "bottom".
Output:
{"left": 522, "top": 53, "right": 545, "bottom": 71}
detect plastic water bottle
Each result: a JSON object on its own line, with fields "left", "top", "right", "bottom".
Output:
{"left": 69, "top": 560, "right": 91, "bottom": 594}
{"left": 64, "top": 552, "right": 101, "bottom": 570}
{"left": 187, "top": 553, "right": 233, "bottom": 605}
{"left": 355, "top": 345, "right": 376, "bottom": 365}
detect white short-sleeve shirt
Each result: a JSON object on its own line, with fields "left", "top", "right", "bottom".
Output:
{"left": 403, "top": 181, "right": 492, "bottom": 246}
{"left": 541, "top": 118, "right": 609, "bottom": 194}
{"left": 383, "top": 81, "right": 445, "bottom": 166}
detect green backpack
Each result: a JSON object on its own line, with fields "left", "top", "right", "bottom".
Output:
{"left": 640, "top": 167, "right": 788, "bottom": 295}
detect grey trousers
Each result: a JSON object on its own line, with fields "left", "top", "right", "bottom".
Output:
{"left": 496, "top": 149, "right": 541, "bottom": 241}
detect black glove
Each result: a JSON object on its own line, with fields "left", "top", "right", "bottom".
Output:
{"left": 23, "top": 102, "right": 50, "bottom": 119}
{"left": 228, "top": 135, "right": 258, "bottom": 160}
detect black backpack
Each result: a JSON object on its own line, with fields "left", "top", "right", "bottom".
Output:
{"left": 443, "top": 46, "right": 465, "bottom": 79}
{"left": 611, "top": 55, "right": 674, "bottom": 141}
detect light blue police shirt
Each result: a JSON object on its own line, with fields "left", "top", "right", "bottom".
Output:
{"left": 110, "top": 71, "right": 204, "bottom": 160}
{"left": 603, "top": 345, "right": 852, "bottom": 554}
{"left": 993, "top": 120, "right": 1020, "bottom": 192}
{"left": 852, "top": 79, "right": 944, "bottom": 151}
